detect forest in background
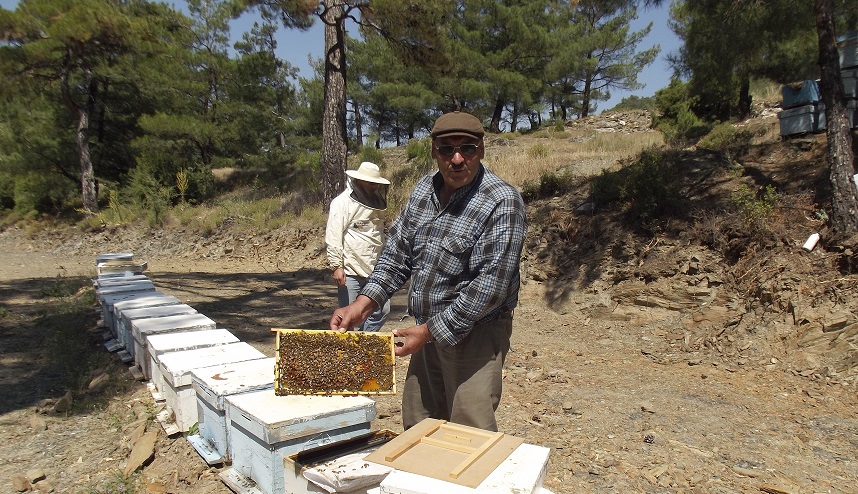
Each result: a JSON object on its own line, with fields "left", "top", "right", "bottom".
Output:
{"left": 1, "top": 0, "right": 856, "bottom": 237}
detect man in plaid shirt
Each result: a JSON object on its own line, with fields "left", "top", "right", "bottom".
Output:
{"left": 330, "top": 110, "right": 527, "bottom": 432}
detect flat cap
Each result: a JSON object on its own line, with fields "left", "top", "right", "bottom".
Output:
{"left": 430, "top": 111, "right": 485, "bottom": 139}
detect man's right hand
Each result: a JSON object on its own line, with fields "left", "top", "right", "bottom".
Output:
{"left": 332, "top": 267, "right": 346, "bottom": 286}
{"left": 330, "top": 294, "right": 377, "bottom": 332}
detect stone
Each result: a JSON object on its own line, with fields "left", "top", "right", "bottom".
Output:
{"left": 12, "top": 476, "right": 30, "bottom": 492}
{"left": 124, "top": 429, "right": 158, "bottom": 475}
{"left": 33, "top": 480, "right": 54, "bottom": 493}
{"left": 52, "top": 391, "right": 73, "bottom": 414}
{"left": 29, "top": 415, "right": 47, "bottom": 431}
{"left": 25, "top": 468, "right": 45, "bottom": 483}
{"left": 88, "top": 373, "right": 110, "bottom": 394}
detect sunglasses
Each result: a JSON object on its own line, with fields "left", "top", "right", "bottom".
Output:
{"left": 435, "top": 143, "right": 480, "bottom": 157}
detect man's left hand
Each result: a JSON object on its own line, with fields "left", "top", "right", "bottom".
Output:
{"left": 392, "top": 324, "right": 433, "bottom": 356}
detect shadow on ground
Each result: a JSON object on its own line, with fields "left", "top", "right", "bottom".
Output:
{"left": 0, "top": 267, "right": 389, "bottom": 415}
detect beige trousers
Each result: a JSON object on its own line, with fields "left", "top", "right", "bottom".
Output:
{"left": 401, "top": 312, "right": 512, "bottom": 431}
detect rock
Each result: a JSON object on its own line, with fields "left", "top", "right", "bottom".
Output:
{"left": 822, "top": 312, "right": 850, "bottom": 332}
{"left": 87, "top": 372, "right": 110, "bottom": 394}
{"left": 29, "top": 415, "right": 47, "bottom": 431}
{"left": 33, "top": 480, "right": 53, "bottom": 493}
{"left": 124, "top": 429, "right": 158, "bottom": 475}
{"left": 525, "top": 369, "right": 545, "bottom": 381}
{"left": 12, "top": 476, "right": 30, "bottom": 492}
{"left": 25, "top": 468, "right": 45, "bottom": 483}
{"left": 52, "top": 391, "right": 72, "bottom": 414}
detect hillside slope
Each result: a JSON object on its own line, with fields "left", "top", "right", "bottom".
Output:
{"left": 0, "top": 108, "right": 856, "bottom": 493}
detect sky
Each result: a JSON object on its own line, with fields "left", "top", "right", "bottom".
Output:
{"left": 1, "top": 0, "right": 681, "bottom": 112}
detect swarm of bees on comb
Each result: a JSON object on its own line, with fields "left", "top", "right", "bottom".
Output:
{"left": 272, "top": 329, "right": 395, "bottom": 395}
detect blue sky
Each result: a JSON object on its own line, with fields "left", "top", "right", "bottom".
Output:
{"left": 1, "top": 0, "right": 681, "bottom": 112}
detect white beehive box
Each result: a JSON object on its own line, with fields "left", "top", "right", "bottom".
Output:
{"left": 158, "top": 342, "right": 266, "bottom": 432}
{"left": 95, "top": 274, "right": 150, "bottom": 288}
{"left": 112, "top": 294, "right": 183, "bottom": 349}
{"left": 188, "top": 357, "right": 276, "bottom": 464}
{"left": 282, "top": 430, "right": 397, "bottom": 494}
{"left": 131, "top": 313, "right": 216, "bottom": 376}
{"left": 97, "top": 259, "right": 148, "bottom": 276}
{"left": 96, "top": 252, "right": 134, "bottom": 264}
{"left": 99, "top": 290, "right": 169, "bottom": 336}
{"left": 116, "top": 303, "right": 197, "bottom": 352}
{"left": 378, "top": 443, "right": 551, "bottom": 494}
{"left": 147, "top": 328, "right": 241, "bottom": 395}
{"left": 221, "top": 390, "right": 376, "bottom": 494}
{"left": 96, "top": 280, "right": 156, "bottom": 306}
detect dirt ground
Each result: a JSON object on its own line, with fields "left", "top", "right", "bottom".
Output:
{"left": 1, "top": 114, "right": 857, "bottom": 494}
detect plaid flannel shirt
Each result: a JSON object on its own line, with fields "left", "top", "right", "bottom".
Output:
{"left": 361, "top": 164, "right": 527, "bottom": 347}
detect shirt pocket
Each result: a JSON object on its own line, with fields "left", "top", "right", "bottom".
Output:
{"left": 437, "top": 235, "right": 477, "bottom": 276}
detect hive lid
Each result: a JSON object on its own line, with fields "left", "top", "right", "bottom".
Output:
{"left": 224, "top": 388, "right": 376, "bottom": 429}
{"left": 364, "top": 418, "right": 525, "bottom": 488}
{"left": 191, "top": 356, "right": 276, "bottom": 401}
{"left": 159, "top": 342, "right": 266, "bottom": 386}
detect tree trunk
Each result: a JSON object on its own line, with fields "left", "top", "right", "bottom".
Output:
{"left": 353, "top": 99, "right": 363, "bottom": 148}
{"left": 737, "top": 76, "right": 752, "bottom": 120}
{"left": 815, "top": 0, "right": 858, "bottom": 237}
{"left": 581, "top": 77, "right": 593, "bottom": 118}
{"left": 61, "top": 70, "right": 98, "bottom": 214}
{"left": 322, "top": 0, "right": 348, "bottom": 212}
{"left": 490, "top": 98, "right": 504, "bottom": 133}
{"left": 509, "top": 103, "right": 519, "bottom": 133}
{"left": 77, "top": 106, "right": 98, "bottom": 214}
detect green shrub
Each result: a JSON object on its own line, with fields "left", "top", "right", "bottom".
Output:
{"left": 291, "top": 151, "right": 322, "bottom": 199}
{"left": 522, "top": 169, "right": 576, "bottom": 202}
{"left": 356, "top": 144, "right": 384, "bottom": 166}
{"left": 733, "top": 183, "right": 778, "bottom": 234}
{"left": 125, "top": 168, "right": 175, "bottom": 227}
{"left": 406, "top": 138, "right": 431, "bottom": 161}
{"left": 697, "top": 122, "right": 755, "bottom": 151}
{"left": 590, "top": 150, "right": 684, "bottom": 225}
{"left": 611, "top": 95, "right": 656, "bottom": 111}
{"left": 39, "top": 274, "right": 86, "bottom": 298}
{"left": 12, "top": 172, "right": 76, "bottom": 214}
{"left": 403, "top": 138, "right": 434, "bottom": 179}
{"left": 0, "top": 170, "right": 14, "bottom": 210}
{"left": 654, "top": 78, "right": 712, "bottom": 145}
{"left": 527, "top": 143, "right": 550, "bottom": 160}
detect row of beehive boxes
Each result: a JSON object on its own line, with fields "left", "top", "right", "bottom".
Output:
{"left": 93, "top": 252, "right": 378, "bottom": 494}
{"left": 779, "top": 32, "right": 858, "bottom": 137}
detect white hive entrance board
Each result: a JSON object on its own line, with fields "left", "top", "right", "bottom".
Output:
{"left": 365, "top": 418, "right": 524, "bottom": 488}
{"left": 272, "top": 328, "right": 395, "bottom": 395}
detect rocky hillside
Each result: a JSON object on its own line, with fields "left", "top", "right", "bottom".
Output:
{"left": 5, "top": 108, "right": 856, "bottom": 388}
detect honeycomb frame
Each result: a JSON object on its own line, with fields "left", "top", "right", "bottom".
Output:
{"left": 272, "top": 328, "right": 396, "bottom": 395}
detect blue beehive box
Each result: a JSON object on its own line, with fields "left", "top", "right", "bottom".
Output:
{"left": 778, "top": 104, "right": 820, "bottom": 136}
{"left": 838, "top": 31, "right": 858, "bottom": 69}
{"left": 781, "top": 80, "right": 821, "bottom": 109}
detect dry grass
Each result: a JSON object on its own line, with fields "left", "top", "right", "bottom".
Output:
{"left": 157, "top": 128, "right": 667, "bottom": 231}
{"left": 482, "top": 130, "right": 665, "bottom": 187}
{"left": 381, "top": 129, "right": 665, "bottom": 192}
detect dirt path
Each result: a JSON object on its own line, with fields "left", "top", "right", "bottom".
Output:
{"left": 0, "top": 235, "right": 856, "bottom": 494}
